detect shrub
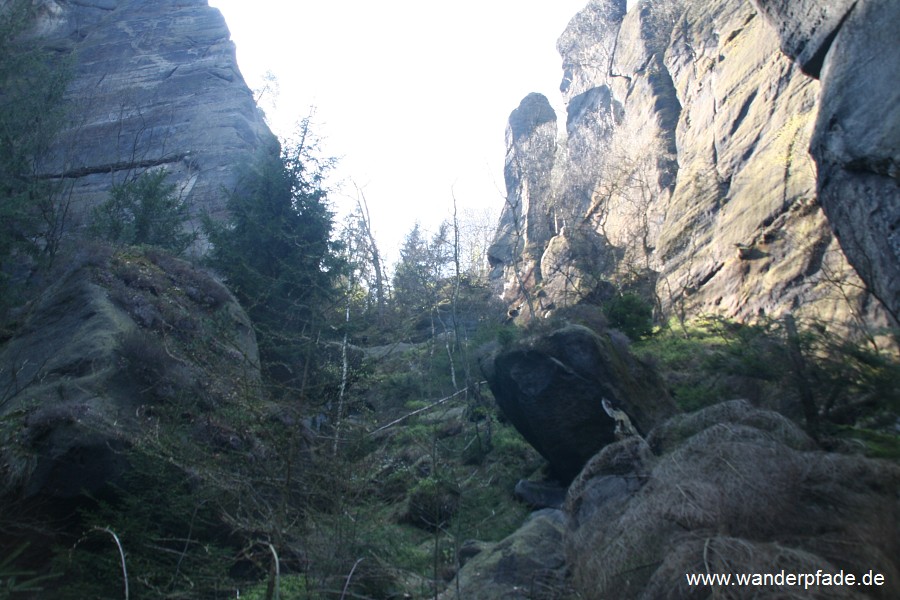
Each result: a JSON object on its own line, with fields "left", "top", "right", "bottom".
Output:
{"left": 90, "top": 169, "right": 196, "bottom": 254}
{"left": 604, "top": 292, "right": 654, "bottom": 340}
{"left": 404, "top": 476, "right": 460, "bottom": 531}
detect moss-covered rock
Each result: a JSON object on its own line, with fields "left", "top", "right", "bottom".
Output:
{"left": 566, "top": 400, "right": 900, "bottom": 599}
{"left": 440, "top": 509, "right": 570, "bottom": 600}
{"left": 0, "top": 244, "right": 261, "bottom": 510}
{"left": 481, "top": 324, "right": 677, "bottom": 482}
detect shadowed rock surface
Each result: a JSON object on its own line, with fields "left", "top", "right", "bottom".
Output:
{"left": 0, "top": 246, "right": 261, "bottom": 505}
{"left": 480, "top": 324, "right": 676, "bottom": 482}
{"left": 23, "top": 0, "right": 275, "bottom": 233}
{"left": 565, "top": 400, "right": 900, "bottom": 599}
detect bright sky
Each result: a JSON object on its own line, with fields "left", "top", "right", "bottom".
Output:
{"left": 207, "top": 0, "right": 598, "bottom": 263}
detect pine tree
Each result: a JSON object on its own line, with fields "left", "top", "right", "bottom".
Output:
{"left": 0, "top": 0, "right": 71, "bottom": 304}
{"left": 392, "top": 221, "right": 453, "bottom": 336}
{"left": 204, "top": 122, "right": 340, "bottom": 386}
{"left": 90, "top": 169, "right": 196, "bottom": 254}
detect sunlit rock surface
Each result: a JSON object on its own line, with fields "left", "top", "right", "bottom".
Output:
{"left": 753, "top": 0, "right": 900, "bottom": 323}
{"left": 490, "top": 0, "right": 891, "bottom": 331}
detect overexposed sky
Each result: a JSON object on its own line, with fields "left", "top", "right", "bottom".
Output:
{"left": 208, "top": 0, "right": 596, "bottom": 262}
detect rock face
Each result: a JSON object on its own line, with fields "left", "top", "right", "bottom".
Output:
{"left": 440, "top": 509, "right": 570, "bottom": 600}
{"left": 748, "top": 0, "right": 858, "bottom": 77}
{"left": 488, "top": 93, "right": 560, "bottom": 306}
{"left": 752, "top": 0, "right": 900, "bottom": 323}
{"left": 24, "top": 0, "right": 274, "bottom": 235}
{"left": 489, "top": 0, "right": 891, "bottom": 331}
{"left": 0, "top": 246, "right": 261, "bottom": 503}
{"left": 565, "top": 400, "right": 900, "bottom": 599}
{"left": 480, "top": 324, "right": 676, "bottom": 483}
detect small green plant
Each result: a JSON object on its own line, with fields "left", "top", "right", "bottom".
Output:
{"left": 604, "top": 292, "right": 654, "bottom": 340}
{"left": 0, "top": 544, "right": 59, "bottom": 598}
{"left": 91, "top": 169, "right": 196, "bottom": 253}
{"left": 239, "top": 574, "right": 314, "bottom": 600}
{"left": 637, "top": 315, "right": 900, "bottom": 440}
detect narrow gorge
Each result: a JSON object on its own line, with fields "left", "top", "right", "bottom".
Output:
{"left": 0, "top": 1, "right": 897, "bottom": 599}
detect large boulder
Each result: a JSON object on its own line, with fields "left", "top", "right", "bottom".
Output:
{"left": 565, "top": 400, "right": 900, "bottom": 599}
{"left": 439, "top": 509, "right": 570, "bottom": 600}
{"left": 480, "top": 324, "right": 676, "bottom": 483}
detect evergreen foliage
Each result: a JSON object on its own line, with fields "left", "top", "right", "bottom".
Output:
{"left": 636, "top": 315, "right": 900, "bottom": 446}
{"left": 604, "top": 291, "right": 654, "bottom": 339}
{"left": 391, "top": 221, "right": 454, "bottom": 336}
{"left": 204, "top": 122, "right": 340, "bottom": 385}
{"left": 90, "top": 169, "right": 197, "bottom": 253}
{"left": 0, "top": 0, "right": 72, "bottom": 304}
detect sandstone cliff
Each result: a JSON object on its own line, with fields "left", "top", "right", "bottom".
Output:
{"left": 24, "top": 0, "right": 274, "bottom": 234}
{"left": 751, "top": 0, "right": 900, "bottom": 325}
{"left": 488, "top": 0, "right": 894, "bottom": 333}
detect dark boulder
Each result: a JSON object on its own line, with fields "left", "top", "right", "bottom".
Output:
{"left": 480, "top": 324, "right": 676, "bottom": 483}
{"left": 514, "top": 479, "right": 568, "bottom": 510}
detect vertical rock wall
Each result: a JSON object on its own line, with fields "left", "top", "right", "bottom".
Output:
{"left": 751, "top": 0, "right": 900, "bottom": 324}
{"left": 25, "top": 0, "right": 275, "bottom": 236}
{"left": 490, "top": 0, "right": 891, "bottom": 332}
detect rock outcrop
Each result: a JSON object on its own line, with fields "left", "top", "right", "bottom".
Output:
{"left": 0, "top": 246, "right": 261, "bottom": 504}
{"left": 447, "top": 400, "right": 900, "bottom": 599}
{"left": 489, "top": 0, "right": 892, "bottom": 332}
{"left": 23, "top": 0, "right": 274, "bottom": 234}
{"left": 565, "top": 400, "right": 900, "bottom": 599}
{"left": 752, "top": 0, "right": 900, "bottom": 323}
{"left": 479, "top": 324, "right": 676, "bottom": 482}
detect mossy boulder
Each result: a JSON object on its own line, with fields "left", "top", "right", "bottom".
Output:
{"left": 440, "top": 509, "right": 570, "bottom": 600}
{"left": 0, "top": 245, "right": 261, "bottom": 503}
{"left": 480, "top": 324, "right": 676, "bottom": 482}
{"left": 565, "top": 400, "right": 900, "bottom": 599}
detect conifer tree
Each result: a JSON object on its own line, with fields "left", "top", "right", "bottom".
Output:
{"left": 90, "top": 169, "right": 196, "bottom": 254}
{"left": 0, "top": 0, "right": 71, "bottom": 303}
{"left": 205, "top": 121, "right": 340, "bottom": 386}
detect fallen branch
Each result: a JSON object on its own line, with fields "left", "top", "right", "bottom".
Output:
{"left": 368, "top": 385, "right": 484, "bottom": 435}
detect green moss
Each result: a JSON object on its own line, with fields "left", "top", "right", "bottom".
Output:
{"left": 834, "top": 426, "right": 900, "bottom": 460}
{"left": 239, "top": 574, "right": 316, "bottom": 600}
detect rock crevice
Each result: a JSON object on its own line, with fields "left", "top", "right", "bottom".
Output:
{"left": 490, "top": 0, "right": 892, "bottom": 331}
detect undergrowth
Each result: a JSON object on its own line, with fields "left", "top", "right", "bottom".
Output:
{"left": 635, "top": 315, "right": 900, "bottom": 457}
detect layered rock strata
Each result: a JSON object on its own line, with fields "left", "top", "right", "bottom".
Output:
{"left": 489, "top": 0, "right": 891, "bottom": 332}
{"left": 752, "top": 0, "right": 900, "bottom": 323}
{"left": 25, "top": 0, "right": 274, "bottom": 236}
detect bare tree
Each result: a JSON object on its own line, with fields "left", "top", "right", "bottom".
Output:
{"left": 354, "top": 186, "right": 386, "bottom": 326}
